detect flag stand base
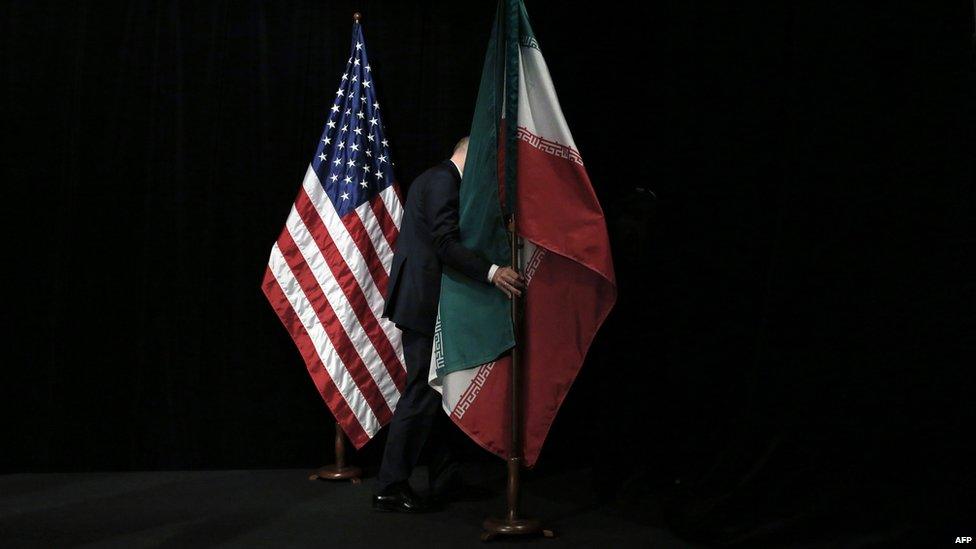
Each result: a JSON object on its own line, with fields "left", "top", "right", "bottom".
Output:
{"left": 479, "top": 458, "right": 555, "bottom": 541}
{"left": 481, "top": 517, "right": 554, "bottom": 541}
{"left": 308, "top": 464, "right": 361, "bottom": 483}
{"left": 308, "top": 421, "right": 362, "bottom": 483}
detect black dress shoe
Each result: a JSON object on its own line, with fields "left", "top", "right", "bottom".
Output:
{"left": 372, "top": 482, "right": 433, "bottom": 513}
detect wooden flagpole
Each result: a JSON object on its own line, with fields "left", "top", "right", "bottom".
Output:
{"left": 482, "top": 1, "right": 552, "bottom": 539}
{"left": 481, "top": 214, "right": 553, "bottom": 540}
{"left": 309, "top": 420, "right": 362, "bottom": 482}
{"left": 308, "top": 12, "right": 366, "bottom": 485}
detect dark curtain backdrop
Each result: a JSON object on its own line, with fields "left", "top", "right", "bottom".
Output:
{"left": 3, "top": 0, "right": 974, "bottom": 543}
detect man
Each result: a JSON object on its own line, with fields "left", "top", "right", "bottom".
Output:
{"left": 374, "top": 137, "right": 523, "bottom": 512}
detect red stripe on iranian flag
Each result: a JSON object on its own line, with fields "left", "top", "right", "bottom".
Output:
{"left": 516, "top": 41, "right": 615, "bottom": 283}
{"left": 293, "top": 183, "right": 406, "bottom": 393}
{"left": 276, "top": 229, "right": 395, "bottom": 424}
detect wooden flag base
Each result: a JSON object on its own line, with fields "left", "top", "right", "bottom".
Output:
{"left": 480, "top": 457, "right": 554, "bottom": 541}
{"left": 481, "top": 517, "right": 554, "bottom": 541}
{"left": 308, "top": 464, "right": 362, "bottom": 482}
{"left": 308, "top": 421, "right": 362, "bottom": 483}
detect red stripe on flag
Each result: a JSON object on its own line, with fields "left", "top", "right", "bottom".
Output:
{"left": 262, "top": 267, "right": 371, "bottom": 448}
{"left": 276, "top": 229, "right": 394, "bottom": 424}
{"left": 390, "top": 181, "right": 404, "bottom": 204}
{"left": 341, "top": 210, "right": 390, "bottom": 297}
{"left": 294, "top": 189, "right": 407, "bottom": 391}
{"left": 370, "top": 193, "right": 399, "bottom": 250}
{"left": 517, "top": 132, "right": 615, "bottom": 283}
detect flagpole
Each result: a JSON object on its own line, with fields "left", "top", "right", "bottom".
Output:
{"left": 308, "top": 420, "right": 362, "bottom": 483}
{"left": 481, "top": 213, "right": 553, "bottom": 541}
{"left": 307, "top": 10, "right": 366, "bottom": 485}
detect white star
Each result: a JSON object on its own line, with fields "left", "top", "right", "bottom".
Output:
{"left": 365, "top": 64, "right": 371, "bottom": 72}
{"left": 330, "top": 174, "right": 339, "bottom": 182}
{"left": 351, "top": 143, "right": 360, "bottom": 152}
{"left": 381, "top": 138, "right": 389, "bottom": 147}
{"left": 355, "top": 42, "right": 362, "bottom": 50}
{"left": 373, "top": 101, "right": 380, "bottom": 110}
{"left": 344, "top": 175, "right": 352, "bottom": 184}
{"left": 369, "top": 117, "right": 379, "bottom": 126}
{"left": 341, "top": 124, "right": 348, "bottom": 132}
{"left": 333, "top": 157, "right": 342, "bottom": 166}
{"left": 363, "top": 80, "right": 371, "bottom": 88}
{"left": 352, "top": 75, "right": 358, "bottom": 82}
{"left": 345, "top": 108, "right": 351, "bottom": 115}
{"left": 318, "top": 153, "right": 327, "bottom": 161}
{"left": 336, "top": 87, "right": 344, "bottom": 97}
{"left": 375, "top": 170, "right": 383, "bottom": 179}
{"left": 330, "top": 104, "right": 340, "bottom": 113}
{"left": 365, "top": 150, "right": 372, "bottom": 157}
{"left": 354, "top": 127, "right": 362, "bottom": 135}
{"left": 338, "top": 142, "right": 345, "bottom": 149}
{"left": 357, "top": 111, "right": 365, "bottom": 119}
{"left": 341, "top": 191, "right": 350, "bottom": 200}
{"left": 360, "top": 96, "right": 367, "bottom": 103}
{"left": 363, "top": 165, "right": 371, "bottom": 173}
{"left": 360, "top": 180, "right": 369, "bottom": 188}
{"left": 367, "top": 134, "right": 375, "bottom": 142}
{"left": 347, "top": 158, "right": 357, "bottom": 168}
{"left": 353, "top": 58, "right": 360, "bottom": 66}
{"left": 327, "top": 120, "right": 336, "bottom": 129}
{"left": 378, "top": 154, "right": 387, "bottom": 164}
{"left": 341, "top": 73, "right": 348, "bottom": 81}
{"left": 322, "top": 137, "right": 331, "bottom": 145}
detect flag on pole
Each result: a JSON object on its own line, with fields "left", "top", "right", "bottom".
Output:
{"left": 262, "top": 19, "right": 405, "bottom": 449}
{"left": 430, "top": 0, "right": 616, "bottom": 466}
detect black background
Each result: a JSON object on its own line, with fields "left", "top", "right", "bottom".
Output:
{"left": 3, "top": 0, "right": 974, "bottom": 544}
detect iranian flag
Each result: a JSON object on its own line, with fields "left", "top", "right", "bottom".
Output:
{"left": 429, "top": 0, "right": 616, "bottom": 467}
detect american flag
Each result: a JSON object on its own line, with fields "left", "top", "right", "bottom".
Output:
{"left": 262, "top": 21, "right": 405, "bottom": 448}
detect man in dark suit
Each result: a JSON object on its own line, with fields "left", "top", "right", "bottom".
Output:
{"left": 373, "top": 137, "right": 523, "bottom": 513}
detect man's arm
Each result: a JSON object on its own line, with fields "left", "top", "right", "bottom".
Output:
{"left": 426, "top": 173, "right": 493, "bottom": 283}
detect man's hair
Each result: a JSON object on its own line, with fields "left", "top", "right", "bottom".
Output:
{"left": 452, "top": 136, "right": 470, "bottom": 155}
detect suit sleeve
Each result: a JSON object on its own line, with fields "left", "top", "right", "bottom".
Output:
{"left": 425, "top": 173, "right": 493, "bottom": 284}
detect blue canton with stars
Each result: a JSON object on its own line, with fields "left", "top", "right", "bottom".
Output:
{"left": 312, "top": 22, "right": 395, "bottom": 217}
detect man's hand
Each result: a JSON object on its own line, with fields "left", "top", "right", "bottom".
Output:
{"left": 491, "top": 266, "right": 525, "bottom": 298}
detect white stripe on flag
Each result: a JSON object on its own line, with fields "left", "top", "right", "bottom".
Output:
{"left": 268, "top": 243, "right": 379, "bottom": 436}
{"left": 355, "top": 201, "right": 394, "bottom": 273}
{"left": 378, "top": 185, "right": 404, "bottom": 227}
{"left": 517, "top": 43, "right": 578, "bottom": 151}
{"left": 302, "top": 166, "right": 406, "bottom": 368}
{"left": 284, "top": 208, "right": 401, "bottom": 411}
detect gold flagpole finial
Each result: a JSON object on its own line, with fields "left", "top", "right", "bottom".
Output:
{"left": 353, "top": 12, "right": 362, "bottom": 24}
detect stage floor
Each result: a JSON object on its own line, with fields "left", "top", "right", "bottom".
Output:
{"left": 0, "top": 467, "right": 688, "bottom": 548}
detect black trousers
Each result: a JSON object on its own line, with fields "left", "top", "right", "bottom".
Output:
{"left": 376, "top": 327, "right": 458, "bottom": 493}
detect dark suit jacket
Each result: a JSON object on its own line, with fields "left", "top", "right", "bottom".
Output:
{"left": 383, "top": 160, "right": 492, "bottom": 336}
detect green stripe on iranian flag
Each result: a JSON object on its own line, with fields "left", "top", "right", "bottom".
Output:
{"left": 433, "top": 0, "right": 515, "bottom": 378}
